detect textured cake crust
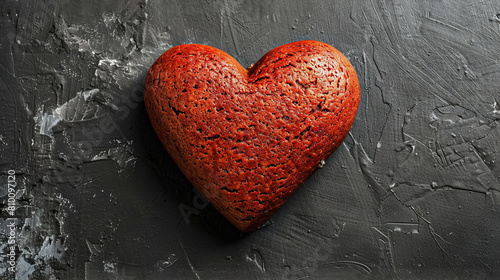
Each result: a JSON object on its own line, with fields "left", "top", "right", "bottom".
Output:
{"left": 144, "top": 40, "right": 360, "bottom": 232}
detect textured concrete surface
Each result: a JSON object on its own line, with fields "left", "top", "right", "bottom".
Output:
{"left": 1, "top": 0, "right": 500, "bottom": 279}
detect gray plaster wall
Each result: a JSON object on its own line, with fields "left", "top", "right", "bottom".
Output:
{"left": 1, "top": 0, "right": 500, "bottom": 279}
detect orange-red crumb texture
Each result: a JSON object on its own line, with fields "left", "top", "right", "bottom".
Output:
{"left": 144, "top": 40, "right": 360, "bottom": 232}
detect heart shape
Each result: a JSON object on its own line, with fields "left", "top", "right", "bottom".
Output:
{"left": 144, "top": 40, "right": 360, "bottom": 232}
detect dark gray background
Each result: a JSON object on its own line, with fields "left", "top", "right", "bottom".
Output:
{"left": 1, "top": 0, "right": 500, "bottom": 279}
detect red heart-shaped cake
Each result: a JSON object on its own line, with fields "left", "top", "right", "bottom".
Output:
{"left": 144, "top": 40, "right": 360, "bottom": 232}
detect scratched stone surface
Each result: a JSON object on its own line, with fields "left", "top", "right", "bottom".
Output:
{"left": 1, "top": 0, "right": 500, "bottom": 279}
